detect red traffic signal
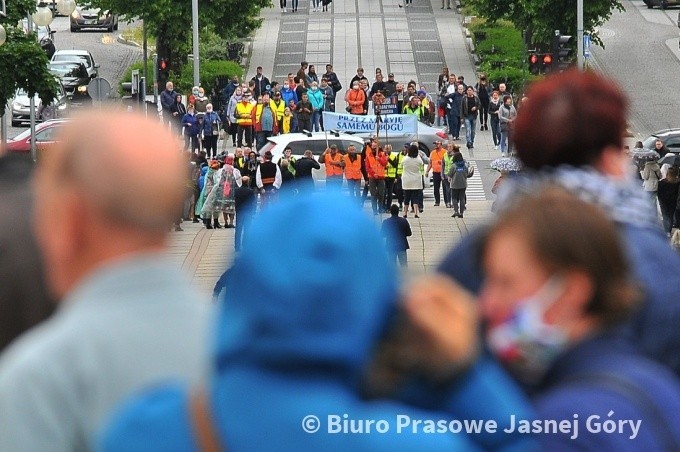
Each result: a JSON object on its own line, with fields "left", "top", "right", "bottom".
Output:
{"left": 159, "top": 59, "right": 168, "bottom": 71}
{"left": 542, "top": 54, "right": 553, "bottom": 65}
{"left": 529, "top": 54, "right": 538, "bottom": 64}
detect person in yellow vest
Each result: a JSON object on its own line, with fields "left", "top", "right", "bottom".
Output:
{"left": 441, "top": 142, "right": 459, "bottom": 208}
{"left": 384, "top": 144, "right": 403, "bottom": 210}
{"left": 343, "top": 144, "right": 362, "bottom": 200}
{"left": 270, "top": 91, "right": 286, "bottom": 133}
{"left": 319, "top": 144, "right": 345, "bottom": 190}
{"left": 426, "top": 140, "right": 447, "bottom": 206}
{"left": 235, "top": 92, "right": 254, "bottom": 148}
{"left": 281, "top": 107, "right": 295, "bottom": 134}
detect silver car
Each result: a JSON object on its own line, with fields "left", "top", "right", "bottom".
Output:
{"left": 11, "top": 81, "right": 71, "bottom": 127}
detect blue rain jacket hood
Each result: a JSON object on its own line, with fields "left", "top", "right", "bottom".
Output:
{"left": 99, "top": 192, "right": 538, "bottom": 452}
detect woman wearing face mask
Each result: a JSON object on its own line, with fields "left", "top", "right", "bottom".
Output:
{"left": 307, "top": 81, "right": 325, "bottom": 132}
{"left": 346, "top": 82, "right": 366, "bottom": 115}
{"left": 188, "top": 86, "right": 200, "bottom": 107}
{"left": 407, "top": 188, "right": 680, "bottom": 449}
{"left": 498, "top": 95, "right": 517, "bottom": 157}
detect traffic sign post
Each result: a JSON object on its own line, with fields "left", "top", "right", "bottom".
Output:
{"left": 583, "top": 34, "right": 591, "bottom": 59}
{"left": 88, "top": 77, "right": 112, "bottom": 103}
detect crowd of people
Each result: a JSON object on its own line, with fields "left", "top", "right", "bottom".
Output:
{"left": 1, "top": 71, "right": 680, "bottom": 451}
{"left": 158, "top": 63, "right": 516, "bottom": 159}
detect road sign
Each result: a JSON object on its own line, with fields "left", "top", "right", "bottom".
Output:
{"left": 88, "top": 77, "right": 112, "bottom": 102}
{"left": 583, "top": 34, "right": 591, "bottom": 58}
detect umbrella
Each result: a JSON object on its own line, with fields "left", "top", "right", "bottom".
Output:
{"left": 490, "top": 157, "right": 522, "bottom": 172}
{"left": 658, "top": 153, "right": 680, "bottom": 167}
{"left": 631, "top": 149, "right": 659, "bottom": 162}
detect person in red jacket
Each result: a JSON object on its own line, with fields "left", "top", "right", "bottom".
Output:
{"left": 365, "top": 140, "right": 388, "bottom": 215}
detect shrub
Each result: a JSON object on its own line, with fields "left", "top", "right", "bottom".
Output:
{"left": 118, "top": 59, "right": 154, "bottom": 97}
{"left": 171, "top": 59, "right": 243, "bottom": 94}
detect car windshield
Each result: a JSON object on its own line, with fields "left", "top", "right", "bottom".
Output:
{"left": 642, "top": 135, "right": 660, "bottom": 150}
{"left": 50, "top": 63, "right": 87, "bottom": 78}
{"left": 53, "top": 54, "right": 91, "bottom": 68}
{"left": 11, "top": 128, "right": 32, "bottom": 141}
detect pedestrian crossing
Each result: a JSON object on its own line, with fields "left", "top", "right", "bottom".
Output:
{"left": 421, "top": 160, "right": 487, "bottom": 201}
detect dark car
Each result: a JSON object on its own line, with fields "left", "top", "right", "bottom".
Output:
{"left": 642, "top": 129, "right": 680, "bottom": 152}
{"left": 644, "top": 0, "right": 680, "bottom": 9}
{"left": 70, "top": 8, "right": 118, "bottom": 32}
{"left": 49, "top": 61, "right": 91, "bottom": 102}
{"left": 20, "top": 19, "right": 55, "bottom": 59}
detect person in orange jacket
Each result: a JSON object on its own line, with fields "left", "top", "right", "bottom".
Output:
{"left": 345, "top": 81, "right": 367, "bottom": 115}
{"left": 319, "top": 144, "right": 345, "bottom": 190}
{"left": 343, "top": 144, "right": 363, "bottom": 200}
{"left": 365, "top": 140, "right": 388, "bottom": 215}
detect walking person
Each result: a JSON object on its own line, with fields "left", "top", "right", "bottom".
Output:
{"left": 461, "top": 86, "right": 480, "bottom": 149}
{"left": 499, "top": 95, "right": 517, "bottom": 157}
{"left": 447, "top": 151, "right": 470, "bottom": 218}
{"left": 426, "top": 140, "right": 447, "bottom": 206}
{"left": 226, "top": 87, "right": 243, "bottom": 148}
{"left": 441, "top": 142, "right": 458, "bottom": 208}
{"left": 401, "top": 144, "right": 424, "bottom": 218}
{"left": 475, "top": 74, "right": 491, "bottom": 131}
{"left": 446, "top": 84, "right": 465, "bottom": 140}
{"left": 641, "top": 158, "right": 662, "bottom": 205}
{"left": 381, "top": 204, "right": 412, "bottom": 267}
{"left": 311, "top": 0, "right": 321, "bottom": 12}
{"left": 280, "top": 0, "right": 287, "bottom": 12}
{"left": 488, "top": 90, "right": 502, "bottom": 150}
{"left": 201, "top": 156, "right": 241, "bottom": 229}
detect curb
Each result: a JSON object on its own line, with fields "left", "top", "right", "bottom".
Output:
{"left": 116, "top": 34, "right": 147, "bottom": 50}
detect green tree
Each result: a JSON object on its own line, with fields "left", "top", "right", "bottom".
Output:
{"left": 0, "top": 0, "right": 59, "bottom": 116}
{"left": 83, "top": 0, "right": 271, "bottom": 75}
{"left": 466, "top": 0, "right": 624, "bottom": 48}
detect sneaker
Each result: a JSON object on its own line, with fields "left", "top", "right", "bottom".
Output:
{"left": 434, "top": 203, "right": 440, "bottom": 206}
{"left": 501, "top": 152, "right": 507, "bottom": 157}
{"left": 493, "top": 145, "right": 498, "bottom": 150}
{"left": 283, "top": 7, "right": 287, "bottom": 12}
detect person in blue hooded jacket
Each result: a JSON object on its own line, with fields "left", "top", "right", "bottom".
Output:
{"left": 280, "top": 80, "right": 298, "bottom": 107}
{"left": 437, "top": 70, "right": 680, "bottom": 380}
{"left": 98, "top": 191, "right": 537, "bottom": 452}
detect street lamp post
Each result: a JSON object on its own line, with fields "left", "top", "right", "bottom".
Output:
{"left": 577, "top": 0, "right": 584, "bottom": 71}
{"left": 29, "top": 7, "right": 54, "bottom": 162}
{"left": 0, "top": 1, "right": 6, "bottom": 152}
{"left": 192, "top": 0, "right": 199, "bottom": 86}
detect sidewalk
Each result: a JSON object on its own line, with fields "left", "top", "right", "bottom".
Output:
{"left": 169, "top": 0, "right": 500, "bottom": 295}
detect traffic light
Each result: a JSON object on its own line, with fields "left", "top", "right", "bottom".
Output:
{"left": 528, "top": 53, "right": 541, "bottom": 75}
{"left": 542, "top": 53, "right": 553, "bottom": 73}
{"left": 157, "top": 57, "right": 170, "bottom": 81}
{"left": 552, "top": 30, "right": 573, "bottom": 71}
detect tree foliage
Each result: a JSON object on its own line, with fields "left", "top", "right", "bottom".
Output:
{"left": 83, "top": 0, "right": 271, "bottom": 73}
{"left": 0, "top": 0, "right": 59, "bottom": 116}
{"left": 465, "top": 0, "right": 624, "bottom": 48}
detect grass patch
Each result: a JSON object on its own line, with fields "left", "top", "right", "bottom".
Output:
{"left": 120, "top": 25, "right": 156, "bottom": 49}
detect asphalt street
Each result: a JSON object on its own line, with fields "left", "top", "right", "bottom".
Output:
{"left": 591, "top": 0, "right": 680, "bottom": 138}
{"left": 6, "top": 15, "right": 141, "bottom": 139}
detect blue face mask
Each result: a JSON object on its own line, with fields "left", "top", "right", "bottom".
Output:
{"left": 486, "top": 276, "right": 568, "bottom": 384}
{"left": 193, "top": 90, "right": 199, "bottom": 96}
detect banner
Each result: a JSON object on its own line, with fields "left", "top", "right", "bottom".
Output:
{"left": 376, "top": 98, "right": 399, "bottom": 115}
{"left": 322, "top": 112, "right": 418, "bottom": 134}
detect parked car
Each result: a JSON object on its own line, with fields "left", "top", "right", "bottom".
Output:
{"left": 49, "top": 61, "right": 92, "bottom": 102}
{"left": 51, "top": 50, "right": 98, "bottom": 79}
{"left": 11, "top": 81, "right": 70, "bottom": 127}
{"left": 19, "top": 19, "right": 55, "bottom": 59}
{"left": 346, "top": 122, "right": 449, "bottom": 153}
{"left": 70, "top": 8, "right": 118, "bottom": 32}
{"left": 258, "top": 132, "right": 365, "bottom": 184}
{"left": 5, "top": 119, "right": 70, "bottom": 155}
{"left": 644, "top": 0, "right": 680, "bottom": 9}
{"left": 642, "top": 129, "right": 680, "bottom": 152}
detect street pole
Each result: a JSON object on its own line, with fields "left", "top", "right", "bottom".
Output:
{"left": 577, "top": 0, "right": 584, "bottom": 71}
{"left": 153, "top": 53, "right": 158, "bottom": 105}
{"left": 142, "top": 19, "right": 148, "bottom": 85}
{"left": 1, "top": 105, "right": 6, "bottom": 152}
{"left": 27, "top": 14, "right": 36, "bottom": 162}
{"left": 192, "top": 0, "right": 200, "bottom": 86}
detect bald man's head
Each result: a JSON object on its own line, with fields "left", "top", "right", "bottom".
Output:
{"left": 45, "top": 110, "right": 185, "bottom": 232}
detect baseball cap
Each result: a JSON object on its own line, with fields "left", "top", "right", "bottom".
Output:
{"left": 417, "top": 90, "right": 426, "bottom": 95}
{"left": 388, "top": 73, "right": 395, "bottom": 77}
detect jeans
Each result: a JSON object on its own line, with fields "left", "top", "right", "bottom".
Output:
{"left": 464, "top": 115, "right": 476, "bottom": 147}
{"left": 500, "top": 128, "right": 511, "bottom": 154}
{"left": 432, "top": 172, "right": 442, "bottom": 204}
{"left": 447, "top": 113, "right": 461, "bottom": 138}
{"left": 347, "top": 179, "right": 361, "bottom": 200}
{"left": 235, "top": 214, "right": 251, "bottom": 251}
{"left": 311, "top": 110, "right": 322, "bottom": 132}
{"left": 256, "top": 130, "right": 272, "bottom": 151}
{"left": 451, "top": 188, "right": 467, "bottom": 214}
{"left": 369, "top": 179, "right": 386, "bottom": 214}
{"left": 312, "top": 0, "right": 320, "bottom": 7}
{"left": 237, "top": 125, "right": 253, "bottom": 148}
{"left": 326, "top": 175, "right": 343, "bottom": 191}
{"left": 490, "top": 116, "right": 500, "bottom": 146}
{"left": 442, "top": 175, "right": 451, "bottom": 206}
{"left": 291, "top": 0, "right": 299, "bottom": 10}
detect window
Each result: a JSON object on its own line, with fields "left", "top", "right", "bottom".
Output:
{"left": 664, "top": 136, "right": 680, "bottom": 151}
{"left": 35, "top": 127, "right": 58, "bottom": 142}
